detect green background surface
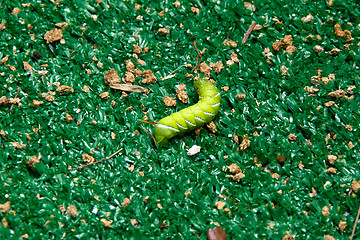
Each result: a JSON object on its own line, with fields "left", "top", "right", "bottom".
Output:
{"left": 0, "top": 0, "right": 359, "bottom": 239}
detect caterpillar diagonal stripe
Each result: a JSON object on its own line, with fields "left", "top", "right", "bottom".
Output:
{"left": 141, "top": 78, "right": 221, "bottom": 145}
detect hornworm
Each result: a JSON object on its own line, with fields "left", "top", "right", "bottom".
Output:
{"left": 142, "top": 78, "right": 221, "bottom": 144}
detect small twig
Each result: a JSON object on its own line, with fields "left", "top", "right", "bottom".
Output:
{"left": 9, "top": 88, "right": 21, "bottom": 111}
{"left": 191, "top": 40, "right": 203, "bottom": 73}
{"left": 350, "top": 203, "right": 360, "bottom": 240}
{"left": 161, "top": 64, "right": 185, "bottom": 80}
{"left": 141, "top": 125, "right": 156, "bottom": 145}
{"left": 72, "top": 148, "right": 123, "bottom": 170}
{"left": 241, "top": 21, "right": 256, "bottom": 45}
{"left": 219, "top": 194, "right": 240, "bottom": 207}
{"left": 68, "top": 50, "right": 78, "bottom": 61}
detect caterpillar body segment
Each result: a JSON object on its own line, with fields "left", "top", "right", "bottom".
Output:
{"left": 149, "top": 78, "right": 221, "bottom": 145}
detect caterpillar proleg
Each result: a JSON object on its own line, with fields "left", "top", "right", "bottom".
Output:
{"left": 142, "top": 78, "right": 221, "bottom": 145}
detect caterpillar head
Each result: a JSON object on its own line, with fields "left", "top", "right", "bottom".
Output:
{"left": 154, "top": 124, "right": 172, "bottom": 145}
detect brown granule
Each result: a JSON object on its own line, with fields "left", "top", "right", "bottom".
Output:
{"left": 121, "top": 198, "right": 131, "bottom": 207}
{"left": 191, "top": 6, "right": 200, "bottom": 14}
{"left": 322, "top": 206, "right": 330, "bottom": 216}
{"left": 82, "top": 86, "right": 90, "bottom": 93}
{"left": 223, "top": 39, "right": 237, "bottom": 47}
{"left": 26, "top": 155, "right": 41, "bottom": 168}
{"left": 57, "top": 85, "right": 74, "bottom": 94}
{"left": 0, "top": 201, "right": 10, "bottom": 213}
{"left": 199, "top": 62, "right": 211, "bottom": 77}
{"left": 99, "top": 92, "right": 110, "bottom": 99}
{"left": 141, "top": 70, "right": 157, "bottom": 84}
{"left": 163, "top": 96, "right": 176, "bottom": 107}
{"left": 0, "top": 23, "right": 5, "bottom": 31}
{"left": 288, "top": 133, "right": 297, "bottom": 142}
{"left": 328, "top": 89, "right": 346, "bottom": 98}
{"left": 124, "top": 71, "right": 135, "bottom": 84}
{"left": 23, "top": 62, "right": 33, "bottom": 72}
{"left": 101, "top": 219, "right": 113, "bottom": 228}
{"left": 104, "top": 68, "right": 121, "bottom": 85}
{"left": 210, "top": 61, "right": 224, "bottom": 74}
{"left": 236, "top": 94, "right": 246, "bottom": 100}
{"left": 206, "top": 121, "right": 216, "bottom": 133}
{"left": 158, "top": 28, "right": 170, "bottom": 35}
{"left": 82, "top": 154, "right": 94, "bottom": 164}
{"left": 66, "top": 205, "right": 78, "bottom": 217}
{"left": 239, "top": 136, "right": 250, "bottom": 151}
{"left": 301, "top": 14, "right": 314, "bottom": 23}
{"left": 44, "top": 28, "right": 63, "bottom": 44}
{"left": 176, "top": 84, "right": 188, "bottom": 103}
{"left": 133, "top": 44, "right": 142, "bottom": 54}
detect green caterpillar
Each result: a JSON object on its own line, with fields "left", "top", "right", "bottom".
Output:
{"left": 142, "top": 78, "right": 221, "bottom": 145}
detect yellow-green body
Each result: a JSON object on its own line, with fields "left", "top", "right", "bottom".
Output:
{"left": 154, "top": 78, "right": 221, "bottom": 144}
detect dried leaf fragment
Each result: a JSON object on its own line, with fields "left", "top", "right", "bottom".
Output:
{"left": 200, "top": 62, "right": 211, "bottom": 77}
{"left": 44, "top": 28, "right": 63, "bottom": 44}
{"left": 130, "top": 219, "right": 139, "bottom": 226}
{"left": 1, "top": 55, "right": 9, "bottom": 65}
{"left": 207, "top": 227, "right": 227, "bottom": 240}
{"left": 313, "top": 45, "right": 324, "bottom": 53}
{"left": 110, "top": 84, "right": 148, "bottom": 93}
{"left": 276, "top": 155, "right": 286, "bottom": 164}
{"left": 227, "top": 172, "right": 245, "bottom": 182}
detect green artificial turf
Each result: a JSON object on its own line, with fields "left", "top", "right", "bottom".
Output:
{"left": 0, "top": 0, "right": 359, "bottom": 239}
